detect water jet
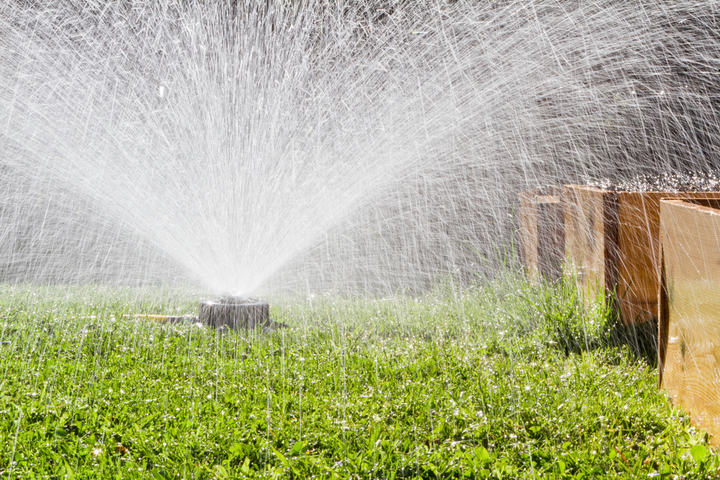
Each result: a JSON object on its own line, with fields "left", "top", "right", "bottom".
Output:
{"left": 6, "top": 1, "right": 720, "bottom": 294}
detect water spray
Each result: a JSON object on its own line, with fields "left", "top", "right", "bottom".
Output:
{"left": 4, "top": 1, "right": 720, "bottom": 294}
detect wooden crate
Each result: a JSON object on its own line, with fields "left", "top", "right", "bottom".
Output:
{"left": 659, "top": 198, "right": 720, "bottom": 446}
{"left": 518, "top": 189, "right": 564, "bottom": 282}
{"left": 562, "top": 185, "right": 720, "bottom": 324}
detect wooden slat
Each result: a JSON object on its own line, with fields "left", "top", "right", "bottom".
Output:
{"left": 660, "top": 198, "right": 720, "bottom": 446}
{"left": 563, "top": 185, "right": 618, "bottom": 312}
{"left": 518, "top": 189, "right": 564, "bottom": 282}
{"left": 616, "top": 192, "right": 666, "bottom": 323}
{"left": 518, "top": 191, "right": 540, "bottom": 279}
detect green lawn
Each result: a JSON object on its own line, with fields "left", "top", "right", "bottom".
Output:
{"left": 0, "top": 278, "right": 716, "bottom": 479}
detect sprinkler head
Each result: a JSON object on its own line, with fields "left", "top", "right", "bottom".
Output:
{"left": 198, "top": 296, "right": 270, "bottom": 330}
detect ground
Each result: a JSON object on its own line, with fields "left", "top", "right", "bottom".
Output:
{"left": 0, "top": 277, "right": 717, "bottom": 479}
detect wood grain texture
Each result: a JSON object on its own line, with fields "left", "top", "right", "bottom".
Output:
{"left": 660, "top": 198, "right": 720, "bottom": 446}
{"left": 562, "top": 185, "right": 618, "bottom": 316}
{"left": 563, "top": 186, "right": 720, "bottom": 325}
{"left": 518, "top": 190, "right": 564, "bottom": 282}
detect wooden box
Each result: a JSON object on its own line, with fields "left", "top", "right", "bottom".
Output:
{"left": 518, "top": 189, "right": 564, "bottom": 282}
{"left": 659, "top": 198, "right": 720, "bottom": 445}
{"left": 563, "top": 185, "right": 720, "bottom": 324}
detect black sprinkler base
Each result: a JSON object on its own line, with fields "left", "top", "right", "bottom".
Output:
{"left": 198, "top": 297, "right": 271, "bottom": 330}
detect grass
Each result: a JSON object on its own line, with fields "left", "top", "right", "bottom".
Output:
{"left": 0, "top": 277, "right": 717, "bottom": 479}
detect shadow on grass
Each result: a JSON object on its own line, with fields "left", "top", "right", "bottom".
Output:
{"left": 532, "top": 276, "right": 658, "bottom": 366}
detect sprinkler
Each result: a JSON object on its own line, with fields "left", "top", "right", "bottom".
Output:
{"left": 198, "top": 297, "right": 270, "bottom": 330}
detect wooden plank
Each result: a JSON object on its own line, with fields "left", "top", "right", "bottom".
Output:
{"left": 616, "top": 192, "right": 667, "bottom": 323}
{"left": 563, "top": 185, "right": 618, "bottom": 312}
{"left": 563, "top": 186, "right": 720, "bottom": 325}
{"left": 659, "top": 198, "right": 720, "bottom": 446}
{"left": 518, "top": 189, "right": 564, "bottom": 282}
{"left": 518, "top": 191, "right": 539, "bottom": 279}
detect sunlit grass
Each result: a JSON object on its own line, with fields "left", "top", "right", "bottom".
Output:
{"left": 0, "top": 277, "right": 716, "bottom": 479}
